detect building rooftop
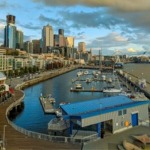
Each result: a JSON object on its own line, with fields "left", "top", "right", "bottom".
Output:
{"left": 61, "top": 95, "right": 150, "bottom": 119}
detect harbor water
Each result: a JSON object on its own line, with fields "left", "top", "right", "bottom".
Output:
{"left": 12, "top": 69, "right": 110, "bottom": 134}
{"left": 12, "top": 63, "right": 150, "bottom": 134}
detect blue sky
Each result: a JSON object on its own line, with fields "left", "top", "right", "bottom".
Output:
{"left": 1, "top": 0, "right": 150, "bottom": 55}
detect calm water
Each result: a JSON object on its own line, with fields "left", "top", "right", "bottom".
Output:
{"left": 13, "top": 69, "right": 110, "bottom": 134}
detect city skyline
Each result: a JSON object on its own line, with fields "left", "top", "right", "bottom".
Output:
{"left": 0, "top": 0, "right": 150, "bottom": 55}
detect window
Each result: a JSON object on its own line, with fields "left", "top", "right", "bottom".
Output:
{"left": 118, "top": 110, "right": 122, "bottom": 116}
{"left": 123, "top": 109, "right": 127, "bottom": 115}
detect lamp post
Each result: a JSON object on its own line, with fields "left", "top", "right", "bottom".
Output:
{"left": 2, "top": 125, "right": 7, "bottom": 150}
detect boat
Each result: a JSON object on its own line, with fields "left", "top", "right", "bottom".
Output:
{"left": 101, "top": 75, "right": 106, "bottom": 81}
{"left": 55, "top": 109, "right": 62, "bottom": 117}
{"left": 47, "top": 94, "right": 56, "bottom": 104}
{"left": 107, "top": 78, "right": 112, "bottom": 83}
{"left": 77, "top": 70, "right": 83, "bottom": 77}
{"left": 48, "top": 117, "right": 70, "bottom": 131}
{"left": 40, "top": 93, "right": 55, "bottom": 104}
{"left": 75, "top": 83, "right": 82, "bottom": 89}
{"left": 39, "top": 94, "right": 56, "bottom": 113}
{"left": 86, "top": 78, "right": 92, "bottom": 83}
{"left": 103, "top": 88, "right": 122, "bottom": 93}
{"left": 84, "top": 70, "right": 89, "bottom": 75}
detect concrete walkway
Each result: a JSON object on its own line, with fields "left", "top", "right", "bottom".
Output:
{"left": 83, "top": 126, "right": 150, "bottom": 150}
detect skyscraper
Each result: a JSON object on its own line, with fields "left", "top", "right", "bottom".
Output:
{"left": 16, "top": 30, "right": 23, "bottom": 49}
{"left": 7, "top": 15, "right": 15, "bottom": 24}
{"left": 78, "top": 42, "right": 86, "bottom": 52}
{"left": 4, "top": 14, "right": 23, "bottom": 50}
{"left": 42, "top": 24, "right": 54, "bottom": 53}
{"left": 4, "top": 24, "right": 16, "bottom": 49}
{"left": 32, "top": 40, "right": 40, "bottom": 54}
{"left": 58, "top": 29, "right": 65, "bottom": 47}
{"left": 66, "top": 36, "right": 74, "bottom": 48}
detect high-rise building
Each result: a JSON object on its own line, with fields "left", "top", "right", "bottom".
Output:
{"left": 66, "top": 36, "right": 74, "bottom": 48}
{"left": 24, "top": 41, "right": 33, "bottom": 53}
{"left": 59, "top": 34, "right": 65, "bottom": 47}
{"left": 7, "top": 15, "right": 15, "bottom": 24}
{"left": 4, "top": 24, "right": 16, "bottom": 49}
{"left": 32, "top": 40, "right": 40, "bottom": 54}
{"left": 42, "top": 24, "right": 54, "bottom": 53}
{"left": 16, "top": 30, "right": 23, "bottom": 49}
{"left": 58, "top": 29, "right": 64, "bottom": 36}
{"left": 78, "top": 42, "right": 86, "bottom": 52}
{"left": 58, "top": 29, "right": 65, "bottom": 47}
{"left": 4, "top": 15, "right": 23, "bottom": 50}
{"left": 54, "top": 34, "right": 59, "bottom": 47}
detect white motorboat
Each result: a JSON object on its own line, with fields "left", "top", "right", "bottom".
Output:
{"left": 107, "top": 78, "right": 112, "bottom": 83}
{"left": 75, "top": 83, "right": 82, "bottom": 89}
{"left": 77, "top": 70, "right": 83, "bottom": 77}
{"left": 103, "top": 88, "right": 122, "bottom": 93}
{"left": 101, "top": 75, "right": 106, "bottom": 81}
{"left": 84, "top": 70, "right": 89, "bottom": 75}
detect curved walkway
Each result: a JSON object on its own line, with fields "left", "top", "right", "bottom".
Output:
{"left": 0, "top": 90, "right": 80, "bottom": 150}
{"left": 1, "top": 66, "right": 80, "bottom": 149}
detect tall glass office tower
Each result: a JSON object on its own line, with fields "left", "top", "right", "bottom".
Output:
{"left": 4, "top": 24, "right": 16, "bottom": 49}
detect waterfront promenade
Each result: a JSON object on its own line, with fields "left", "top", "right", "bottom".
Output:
{"left": 0, "top": 66, "right": 81, "bottom": 150}
{"left": 1, "top": 64, "right": 150, "bottom": 150}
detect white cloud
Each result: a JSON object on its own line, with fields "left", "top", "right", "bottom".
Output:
{"left": 127, "top": 48, "right": 137, "bottom": 53}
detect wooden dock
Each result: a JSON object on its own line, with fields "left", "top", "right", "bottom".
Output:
{"left": 0, "top": 90, "right": 80, "bottom": 150}
{"left": 40, "top": 96, "right": 56, "bottom": 113}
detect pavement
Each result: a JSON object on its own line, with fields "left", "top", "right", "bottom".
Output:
{"left": 83, "top": 126, "right": 150, "bottom": 150}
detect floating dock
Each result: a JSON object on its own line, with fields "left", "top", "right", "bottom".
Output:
{"left": 70, "top": 88, "right": 103, "bottom": 92}
{"left": 40, "top": 96, "right": 56, "bottom": 113}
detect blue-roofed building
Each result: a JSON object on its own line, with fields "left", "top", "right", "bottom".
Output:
{"left": 60, "top": 95, "right": 150, "bottom": 137}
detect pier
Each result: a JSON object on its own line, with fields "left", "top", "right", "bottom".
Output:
{"left": 40, "top": 96, "right": 56, "bottom": 113}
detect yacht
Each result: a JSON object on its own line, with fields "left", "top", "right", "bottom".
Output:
{"left": 101, "top": 75, "right": 106, "bottom": 81}
{"left": 75, "top": 83, "right": 82, "bottom": 89}
{"left": 77, "top": 70, "right": 83, "bottom": 77}
{"left": 103, "top": 88, "right": 122, "bottom": 93}
{"left": 84, "top": 70, "right": 89, "bottom": 75}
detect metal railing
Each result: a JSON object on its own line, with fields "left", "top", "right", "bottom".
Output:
{"left": 5, "top": 89, "right": 98, "bottom": 144}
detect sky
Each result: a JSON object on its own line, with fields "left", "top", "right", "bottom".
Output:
{"left": 1, "top": 0, "right": 150, "bottom": 56}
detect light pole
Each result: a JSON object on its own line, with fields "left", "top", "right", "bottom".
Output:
{"left": 2, "top": 125, "right": 7, "bottom": 150}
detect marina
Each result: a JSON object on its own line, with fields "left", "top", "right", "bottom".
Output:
{"left": 1, "top": 64, "right": 149, "bottom": 150}
{"left": 11, "top": 65, "right": 150, "bottom": 135}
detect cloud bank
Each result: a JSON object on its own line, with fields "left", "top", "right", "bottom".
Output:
{"left": 32, "top": 0, "right": 150, "bottom": 11}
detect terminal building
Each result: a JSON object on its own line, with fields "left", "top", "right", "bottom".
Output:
{"left": 60, "top": 95, "right": 150, "bottom": 137}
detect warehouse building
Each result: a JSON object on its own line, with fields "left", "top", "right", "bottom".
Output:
{"left": 60, "top": 95, "right": 150, "bottom": 137}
